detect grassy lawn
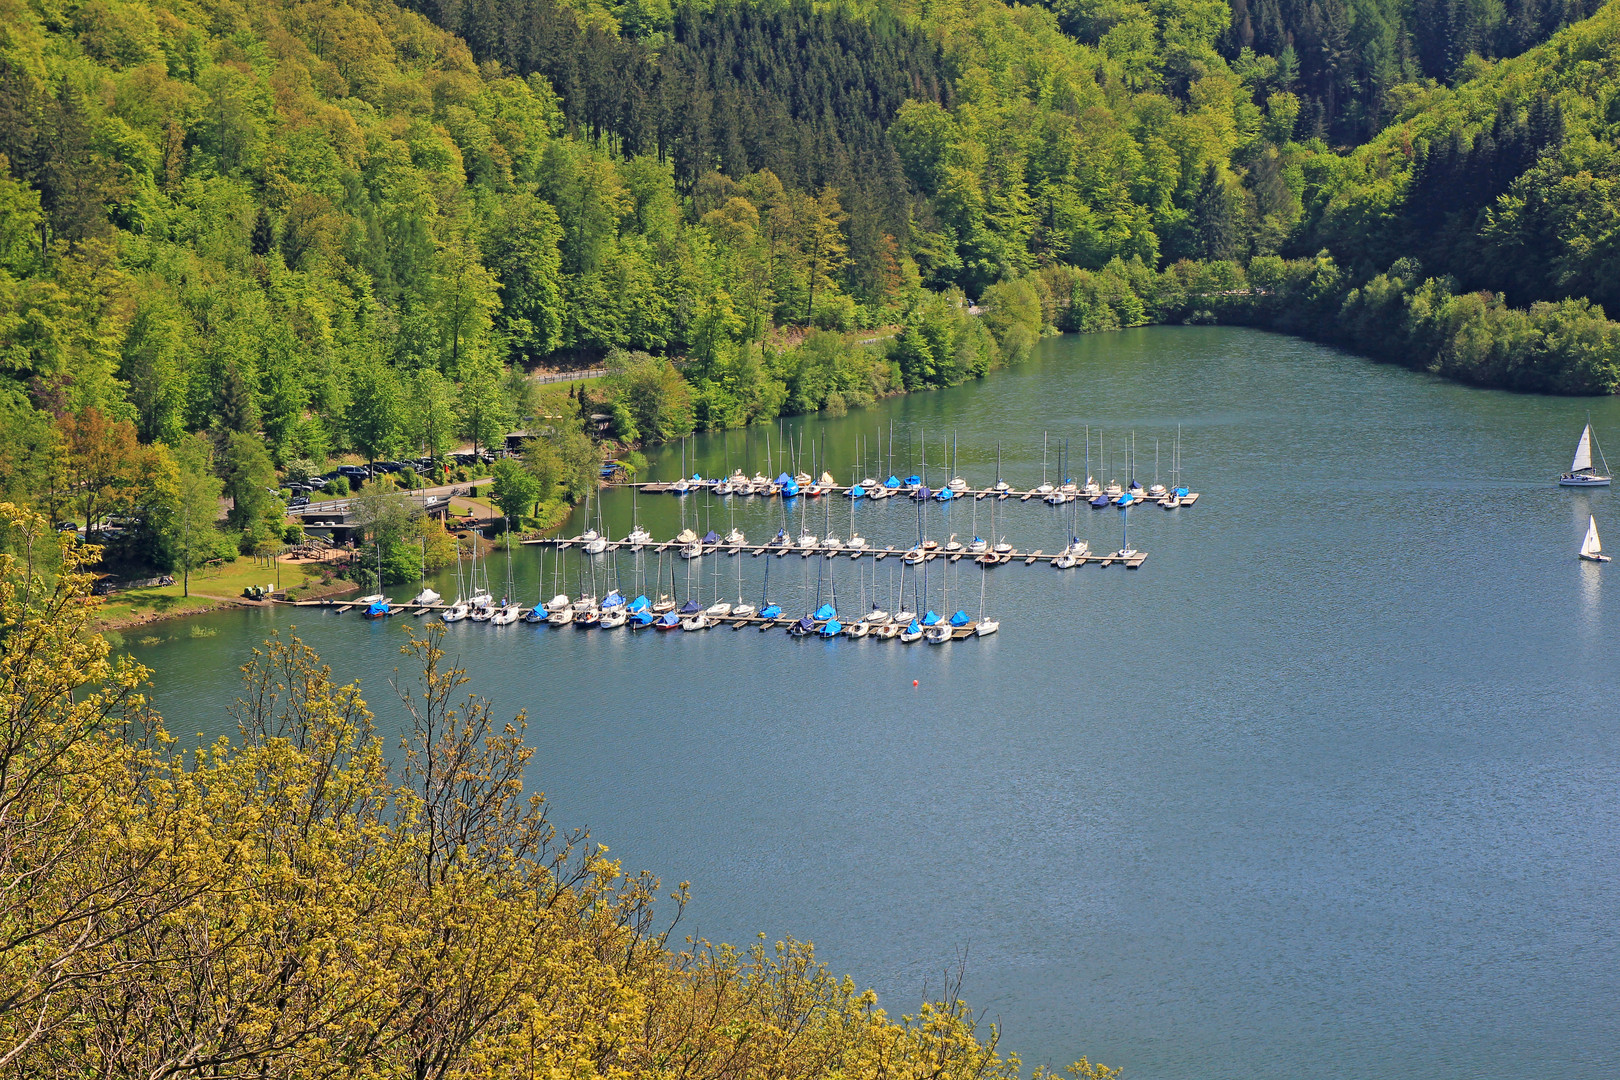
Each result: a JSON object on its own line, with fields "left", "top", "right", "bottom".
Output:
{"left": 94, "top": 557, "right": 328, "bottom": 628}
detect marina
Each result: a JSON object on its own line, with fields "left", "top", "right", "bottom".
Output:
{"left": 130, "top": 327, "right": 1620, "bottom": 1080}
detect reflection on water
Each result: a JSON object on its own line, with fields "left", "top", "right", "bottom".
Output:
{"left": 130, "top": 328, "right": 1620, "bottom": 1080}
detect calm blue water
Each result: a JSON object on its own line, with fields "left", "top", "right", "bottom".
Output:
{"left": 131, "top": 328, "right": 1620, "bottom": 1079}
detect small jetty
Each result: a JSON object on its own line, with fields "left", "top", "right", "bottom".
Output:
{"left": 521, "top": 536, "right": 1148, "bottom": 569}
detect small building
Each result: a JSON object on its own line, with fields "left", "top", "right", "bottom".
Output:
{"left": 296, "top": 495, "right": 452, "bottom": 545}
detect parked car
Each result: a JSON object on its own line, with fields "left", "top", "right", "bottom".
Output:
{"left": 289, "top": 493, "right": 310, "bottom": 508}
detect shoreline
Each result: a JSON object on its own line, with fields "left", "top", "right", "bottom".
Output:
{"left": 94, "top": 570, "right": 360, "bottom": 632}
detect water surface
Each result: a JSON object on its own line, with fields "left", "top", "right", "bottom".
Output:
{"left": 132, "top": 328, "right": 1620, "bottom": 1079}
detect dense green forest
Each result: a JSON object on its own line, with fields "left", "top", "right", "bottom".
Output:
{"left": 7, "top": 0, "right": 1620, "bottom": 582}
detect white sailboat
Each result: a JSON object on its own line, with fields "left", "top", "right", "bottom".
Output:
{"left": 1580, "top": 515, "right": 1611, "bottom": 561}
{"left": 408, "top": 535, "right": 441, "bottom": 607}
{"left": 975, "top": 561, "right": 999, "bottom": 636}
{"left": 1560, "top": 422, "right": 1612, "bottom": 486}
{"left": 466, "top": 534, "right": 494, "bottom": 619}
{"left": 440, "top": 539, "right": 470, "bottom": 622}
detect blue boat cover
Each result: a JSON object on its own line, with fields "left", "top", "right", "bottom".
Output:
{"left": 885, "top": 476, "right": 901, "bottom": 488}
{"left": 796, "top": 615, "right": 816, "bottom": 633}
{"left": 820, "top": 619, "right": 842, "bottom": 637}
{"left": 1118, "top": 493, "right": 1135, "bottom": 505}
{"left": 367, "top": 600, "right": 389, "bottom": 616}
{"left": 922, "top": 610, "right": 940, "bottom": 625}
{"left": 1090, "top": 495, "right": 1110, "bottom": 507}
{"left": 702, "top": 530, "right": 719, "bottom": 544}
{"left": 936, "top": 487, "right": 953, "bottom": 500}
{"left": 850, "top": 485, "right": 865, "bottom": 497}
{"left": 760, "top": 604, "right": 782, "bottom": 619}
{"left": 693, "top": 473, "right": 703, "bottom": 481}
{"left": 917, "top": 486, "right": 931, "bottom": 499}
{"left": 1174, "top": 486, "right": 1189, "bottom": 497}
{"left": 627, "top": 594, "right": 649, "bottom": 613}
{"left": 813, "top": 603, "right": 836, "bottom": 621}
{"left": 602, "top": 590, "right": 625, "bottom": 608}
{"left": 656, "top": 611, "right": 679, "bottom": 626}
{"left": 781, "top": 480, "right": 800, "bottom": 497}
{"left": 679, "top": 599, "right": 701, "bottom": 614}
{"left": 631, "top": 610, "right": 654, "bottom": 625}
{"left": 904, "top": 475, "right": 921, "bottom": 486}
{"left": 907, "top": 619, "right": 921, "bottom": 633}
{"left": 776, "top": 472, "right": 792, "bottom": 485}
{"left": 949, "top": 610, "right": 970, "bottom": 626}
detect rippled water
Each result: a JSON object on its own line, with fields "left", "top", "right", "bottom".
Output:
{"left": 131, "top": 327, "right": 1620, "bottom": 1079}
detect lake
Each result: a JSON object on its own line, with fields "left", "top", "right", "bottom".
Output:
{"left": 129, "top": 326, "right": 1620, "bottom": 1079}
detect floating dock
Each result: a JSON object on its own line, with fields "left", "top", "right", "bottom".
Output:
{"left": 273, "top": 597, "right": 994, "bottom": 639}
{"left": 522, "top": 536, "right": 1148, "bottom": 569}
{"left": 634, "top": 481, "right": 1199, "bottom": 507}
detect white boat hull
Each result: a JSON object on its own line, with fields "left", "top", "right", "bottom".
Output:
{"left": 1559, "top": 475, "right": 1611, "bottom": 487}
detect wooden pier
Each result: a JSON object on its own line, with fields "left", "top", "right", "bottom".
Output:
{"left": 522, "top": 536, "right": 1148, "bottom": 569}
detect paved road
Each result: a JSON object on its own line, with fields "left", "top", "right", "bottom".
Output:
{"left": 530, "top": 367, "right": 606, "bottom": 384}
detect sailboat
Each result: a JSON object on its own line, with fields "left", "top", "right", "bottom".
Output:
{"left": 489, "top": 530, "right": 522, "bottom": 624}
{"left": 583, "top": 486, "right": 608, "bottom": 554}
{"left": 625, "top": 488, "right": 651, "bottom": 547}
{"left": 975, "top": 560, "right": 999, "bottom": 636}
{"left": 465, "top": 532, "right": 494, "bottom": 620}
{"left": 524, "top": 546, "right": 551, "bottom": 623}
{"left": 1115, "top": 504, "right": 1137, "bottom": 559}
{"left": 1580, "top": 515, "right": 1611, "bottom": 561}
{"left": 408, "top": 534, "right": 441, "bottom": 607}
{"left": 846, "top": 475, "right": 867, "bottom": 551}
{"left": 358, "top": 540, "right": 392, "bottom": 618}
{"left": 599, "top": 570, "right": 629, "bottom": 626}
{"left": 704, "top": 548, "right": 733, "bottom": 617}
{"left": 1035, "top": 432, "right": 1053, "bottom": 495}
{"left": 1559, "top": 422, "right": 1612, "bottom": 486}
{"left": 441, "top": 538, "right": 470, "bottom": 622}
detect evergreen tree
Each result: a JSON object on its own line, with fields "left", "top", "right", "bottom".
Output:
{"left": 250, "top": 207, "right": 275, "bottom": 258}
{"left": 1192, "top": 165, "right": 1243, "bottom": 261}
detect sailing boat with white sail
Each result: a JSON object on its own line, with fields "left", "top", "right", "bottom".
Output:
{"left": 1580, "top": 515, "right": 1611, "bottom": 561}
{"left": 1560, "top": 422, "right": 1612, "bottom": 486}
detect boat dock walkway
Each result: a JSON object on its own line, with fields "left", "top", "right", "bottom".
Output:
{"left": 275, "top": 598, "right": 988, "bottom": 638}
{"left": 522, "top": 536, "right": 1148, "bottom": 569}
{"left": 635, "top": 481, "right": 1199, "bottom": 507}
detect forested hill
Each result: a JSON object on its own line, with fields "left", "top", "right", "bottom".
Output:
{"left": 399, "top": 0, "right": 950, "bottom": 297}
{"left": 1298, "top": 2, "right": 1620, "bottom": 315}
{"left": 1209, "top": 0, "right": 1598, "bottom": 144}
